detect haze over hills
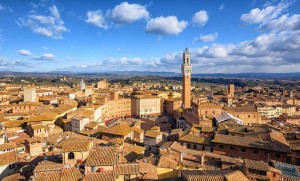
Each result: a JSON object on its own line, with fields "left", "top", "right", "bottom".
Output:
{"left": 0, "top": 70, "right": 300, "bottom": 80}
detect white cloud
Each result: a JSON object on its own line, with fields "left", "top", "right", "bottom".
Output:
{"left": 17, "top": 5, "right": 68, "bottom": 39}
{"left": 85, "top": 10, "right": 108, "bottom": 29}
{"left": 147, "top": 15, "right": 300, "bottom": 73}
{"left": 260, "top": 14, "right": 300, "bottom": 32}
{"left": 33, "top": 27, "right": 53, "bottom": 37}
{"left": 33, "top": 53, "right": 55, "bottom": 60}
{"left": 219, "top": 4, "right": 225, "bottom": 10}
{"left": 191, "top": 10, "right": 208, "bottom": 26}
{"left": 240, "top": 1, "right": 299, "bottom": 34}
{"left": 196, "top": 33, "right": 218, "bottom": 42}
{"left": 241, "top": 7, "right": 275, "bottom": 24}
{"left": 120, "top": 57, "right": 143, "bottom": 64}
{"left": 110, "top": 2, "right": 149, "bottom": 24}
{"left": 240, "top": 0, "right": 291, "bottom": 24}
{"left": 145, "top": 16, "right": 188, "bottom": 35}
{"left": 50, "top": 5, "right": 60, "bottom": 19}
{"left": 18, "top": 49, "right": 32, "bottom": 56}
{"left": 60, "top": 56, "right": 146, "bottom": 72}
{"left": 202, "top": 44, "right": 232, "bottom": 58}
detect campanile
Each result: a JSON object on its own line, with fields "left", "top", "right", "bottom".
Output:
{"left": 181, "top": 48, "right": 192, "bottom": 109}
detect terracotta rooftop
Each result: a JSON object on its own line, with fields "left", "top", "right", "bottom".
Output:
{"left": 213, "top": 133, "right": 290, "bottom": 153}
{"left": 83, "top": 171, "right": 115, "bottom": 181}
{"left": 61, "top": 140, "right": 92, "bottom": 152}
{"left": 0, "top": 142, "right": 17, "bottom": 151}
{"left": 145, "top": 130, "right": 161, "bottom": 138}
{"left": 3, "top": 120, "right": 25, "bottom": 128}
{"left": 131, "top": 126, "right": 144, "bottom": 134}
{"left": 204, "top": 152, "right": 243, "bottom": 164}
{"left": 244, "top": 159, "right": 269, "bottom": 171}
{"left": 26, "top": 136, "right": 43, "bottom": 143}
{"left": 31, "top": 124, "right": 48, "bottom": 130}
{"left": 160, "top": 141, "right": 186, "bottom": 153}
{"left": 101, "top": 123, "right": 132, "bottom": 137}
{"left": 60, "top": 167, "right": 83, "bottom": 181}
{"left": 80, "top": 126, "right": 106, "bottom": 136}
{"left": 0, "top": 151, "right": 17, "bottom": 166}
{"left": 170, "top": 128, "right": 183, "bottom": 135}
{"left": 84, "top": 122, "right": 101, "bottom": 129}
{"left": 116, "top": 163, "right": 139, "bottom": 175}
{"left": 34, "top": 160, "right": 62, "bottom": 172}
{"left": 223, "top": 105, "right": 257, "bottom": 113}
{"left": 138, "top": 161, "right": 158, "bottom": 180}
{"left": 157, "top": 155, "right": 178, "bottom": 169}
{"left": 123, "top": 143, "right": 145, "bottom": 155}
{"left": 85, "top": 147, "right": 117, "bottom": 166}
{"left": 34, "top": 171, "right": 60, "bottom": 181}
{"left": 26, "top": 112, "right": 57, "bottom": 122}
{"left": 179, "top": 133, "right": 212, "bottom": 145}
{"left": 181, "top": 169, "right": 237, "bottom": 181}
{"left": 2, "top": 173, "right": 25, "bottom": 181}
{"left": 68, "top": 108, "right": 94, "bottom": 119}
{"left": 34, "top": 167, "right": 83, "bottom": 181}
{"left": 225, "top": 170, "right": 249, "bottom": 181}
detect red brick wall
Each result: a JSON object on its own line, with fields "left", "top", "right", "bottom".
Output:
{"left": 214, "top": 143, "right": 287, "bottom": 162}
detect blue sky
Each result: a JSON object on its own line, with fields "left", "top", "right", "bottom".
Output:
{"left": 0, "top": 0, "right": 299, "bottom": 73}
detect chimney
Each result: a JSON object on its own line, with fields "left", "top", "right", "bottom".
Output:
{"left": 180, "top": 152, "right": 184, "bottom": 163}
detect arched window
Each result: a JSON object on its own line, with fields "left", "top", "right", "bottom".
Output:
{"left": 68, "top": 152, "right": 75, "bottom": 160}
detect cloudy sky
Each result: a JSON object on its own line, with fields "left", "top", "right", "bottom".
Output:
{"left": 0, "top": 0, "right": 299, "bottom": 73}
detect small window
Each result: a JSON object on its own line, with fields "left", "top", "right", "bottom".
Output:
{"left": 296, "top": 158, "right": 300, "bottom": 166}
{"left": 68, "top": 152, "right": 75, "bottom": 160}
{"left": 241, "top": 148, "right": 246, "bottom": 152}
{"left": 275, "top": 153, "right": 281, "bottom": 158}
{"left": 9, "top": 164, "right": 15, "bottom": 169}
{"left": 230, "top": 146, "right": 235, "bottom": 150}
{"left": 194, "top": 145, "right": 196, "bottom": 149}
{"left": 219, "top": 145, "right": 224, "bottom": 149}
{"left": 253, "top": 150, "right": 258, "bottom": 154}
{"left": 287, "top": 157, "right": 291, "bottom": 163}
{"left": 91, "top": 166, "right": 96, "bottom": 172}
{"left": 124, "top": 175, "right": 130, "bottom": 180}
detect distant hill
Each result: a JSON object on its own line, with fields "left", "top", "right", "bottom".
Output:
{"left": 0, "top": 71, "right": 300, "bottom": 80}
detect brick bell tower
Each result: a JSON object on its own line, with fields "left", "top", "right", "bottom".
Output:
{"left": 181, "top": 48, "right": 192, "bottom": 109}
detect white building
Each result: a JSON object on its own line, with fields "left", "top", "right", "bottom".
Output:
{"left": 23, "top": 87, "right": 36, "bottom": 102}
{"left": 71, "top": 117, "right": 90, "bottom": 133}
{"left": 135, "top": 96, "right": 161, "bottom": 117}
{"left": 255, "top": 103, "right": 282, "bottom": 118}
